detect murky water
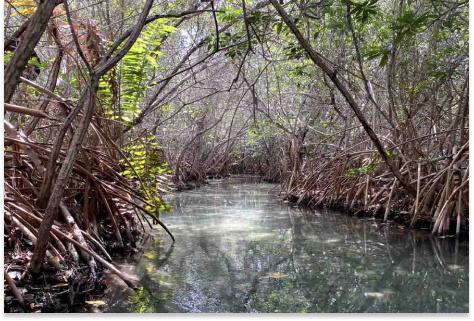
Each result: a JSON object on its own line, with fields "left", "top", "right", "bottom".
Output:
{"left": 104, "top": 178, "right": 469, "bottom": 313}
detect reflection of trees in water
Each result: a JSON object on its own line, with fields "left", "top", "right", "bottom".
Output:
{"left": 249, "top": 206, "right": 469, "bottom": 312}
{"left": 128, "top": 244, "right": 177, "bottom": 313}
{"left": 163, "top": 230, "right": 296, "bottom": 312}
{"left": 121, "top": 182, "right": 468, "bottom": 313}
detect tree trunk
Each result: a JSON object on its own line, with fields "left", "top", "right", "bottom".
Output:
{"left": 29, "top": 0, "right": 155, "bottom": 272}
{"left": 29, "top": 78, "right": 99, "bottom": 273}
{"left": 4, "top": 0, "right": 58, "bottom": 103}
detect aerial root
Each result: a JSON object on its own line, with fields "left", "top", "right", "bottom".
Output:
{"left": 281, "top": 140, "right": 469, "bottom": 235}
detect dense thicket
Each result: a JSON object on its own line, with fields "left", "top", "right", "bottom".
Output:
{"left": 3, "top": 0, "right": 468, "bottom": 312}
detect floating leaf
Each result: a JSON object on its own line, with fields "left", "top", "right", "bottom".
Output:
{"left": 85, "top": 300, "right": 106, "bottom": 306}
{"left": 262, "top": 273, "right": 289, "bottom": 279}
{"left": 364, "top": 292, "right": 384, "bottom": 299}
{"left": 52, "top": 283, "right": 69, "bottom": 288}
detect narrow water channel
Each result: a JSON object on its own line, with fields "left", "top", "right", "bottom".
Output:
{"left": 104, "top": 178, "right": 469, "bottom": 313}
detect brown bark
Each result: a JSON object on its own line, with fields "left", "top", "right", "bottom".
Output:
{"left": 4, "top": 0, "right": 58, "bottom": 103}
{"left": 38, "top": 89, "right": 89, "bottom": 206}
{"left": 4, "top": 103, "right": 53, "bottom": 119}
{"left": 29, "top": 0, "right": 155, "bottom": 273}
{"left": 24, "top": 38, "right": 64, "bottom": 136}
{"left": 30, "top": 80, "right": 99, "bottom": 273}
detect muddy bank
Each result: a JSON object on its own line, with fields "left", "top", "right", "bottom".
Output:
{"left": 4, "top": 221, "right": 148, "bottom": 313}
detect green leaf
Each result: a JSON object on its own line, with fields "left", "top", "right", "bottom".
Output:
{"left": 379, "top": 52, "right": 389, "bottom": 67}
{"left": 145, "top": 55, "right": 159, "bottom": 68}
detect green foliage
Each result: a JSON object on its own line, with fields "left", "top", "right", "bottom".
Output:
{"left": 245, "top": 122, "right": 273, "bottom": 146}
{"left": 345, "top": 164, "right": 376, "bottom": 178}
{"left": 217, "top": 5, "right": 243, "bottom": 23}
{"left": 4, "top": 51, "right": 12, "bottom": 64}
{"left": 243, "top": 121, "right": 281, "bottom": 160}
{"left": 363, "top": 45, "right": 391, "bottom": 67}
{"left": 121, "top": 134, "right": 173, "bottom": 213}
{"left": 211, "top": 7, "right": 270, "bottom": 56}
{"left": 206, "top": 30, "right": 256, "bottom": 59}
{"left": 353, "top": 2, "right": 440, "bottom": 69}
{"left": 283, "top": 43, "right": 305, "bottom": 60}
{"left": 27, "top": 56, "right": 48, "bottom": 70}
{"left": 97, "top": 69, "right": 119, "bottom": 116}
{"left": 351, "top": 0, "right": 379, "bottom": 23}
{"left": 391, "top": 8, "right": 435, "bottom": 46}
{"left": 288, "top": 63, "right": 310, "bottom": 78}
{"left": 159, "top": 103, "right": 176, "bottom": 115}
{"left": 319, "top": 121, "right": 334, "bottom": 129}
{"left": 345, "top": 151, "right": 395, "bottom": 178}
{"left": 118, "top": 20, "right": 176, "bottom": 123}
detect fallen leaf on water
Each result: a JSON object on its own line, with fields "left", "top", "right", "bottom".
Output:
{"left": 262, "top": 273, "right": 289, "bottom": 279}
{"left": 52, "top": 283, "right": 69, "bottom": 288}
{"left": 85, "top": 301, "right": 106, "bottom": 306}
{"left": 364, "top": 292, "right": 384, "bottom": 299}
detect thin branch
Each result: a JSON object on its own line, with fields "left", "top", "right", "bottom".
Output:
{"left": 62, "top": 0, "right": 92, "bottom": 72}
{"left": 211, "top": 1, "right": 220, "bottom": 51}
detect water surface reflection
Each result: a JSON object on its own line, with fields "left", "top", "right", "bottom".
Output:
{"left": 105, "top": 178, "right": 469, "bottom": 313}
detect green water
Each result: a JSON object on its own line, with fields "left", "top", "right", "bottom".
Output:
{"left": 104, "top": 178, "right": 469, "bottom": 313}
